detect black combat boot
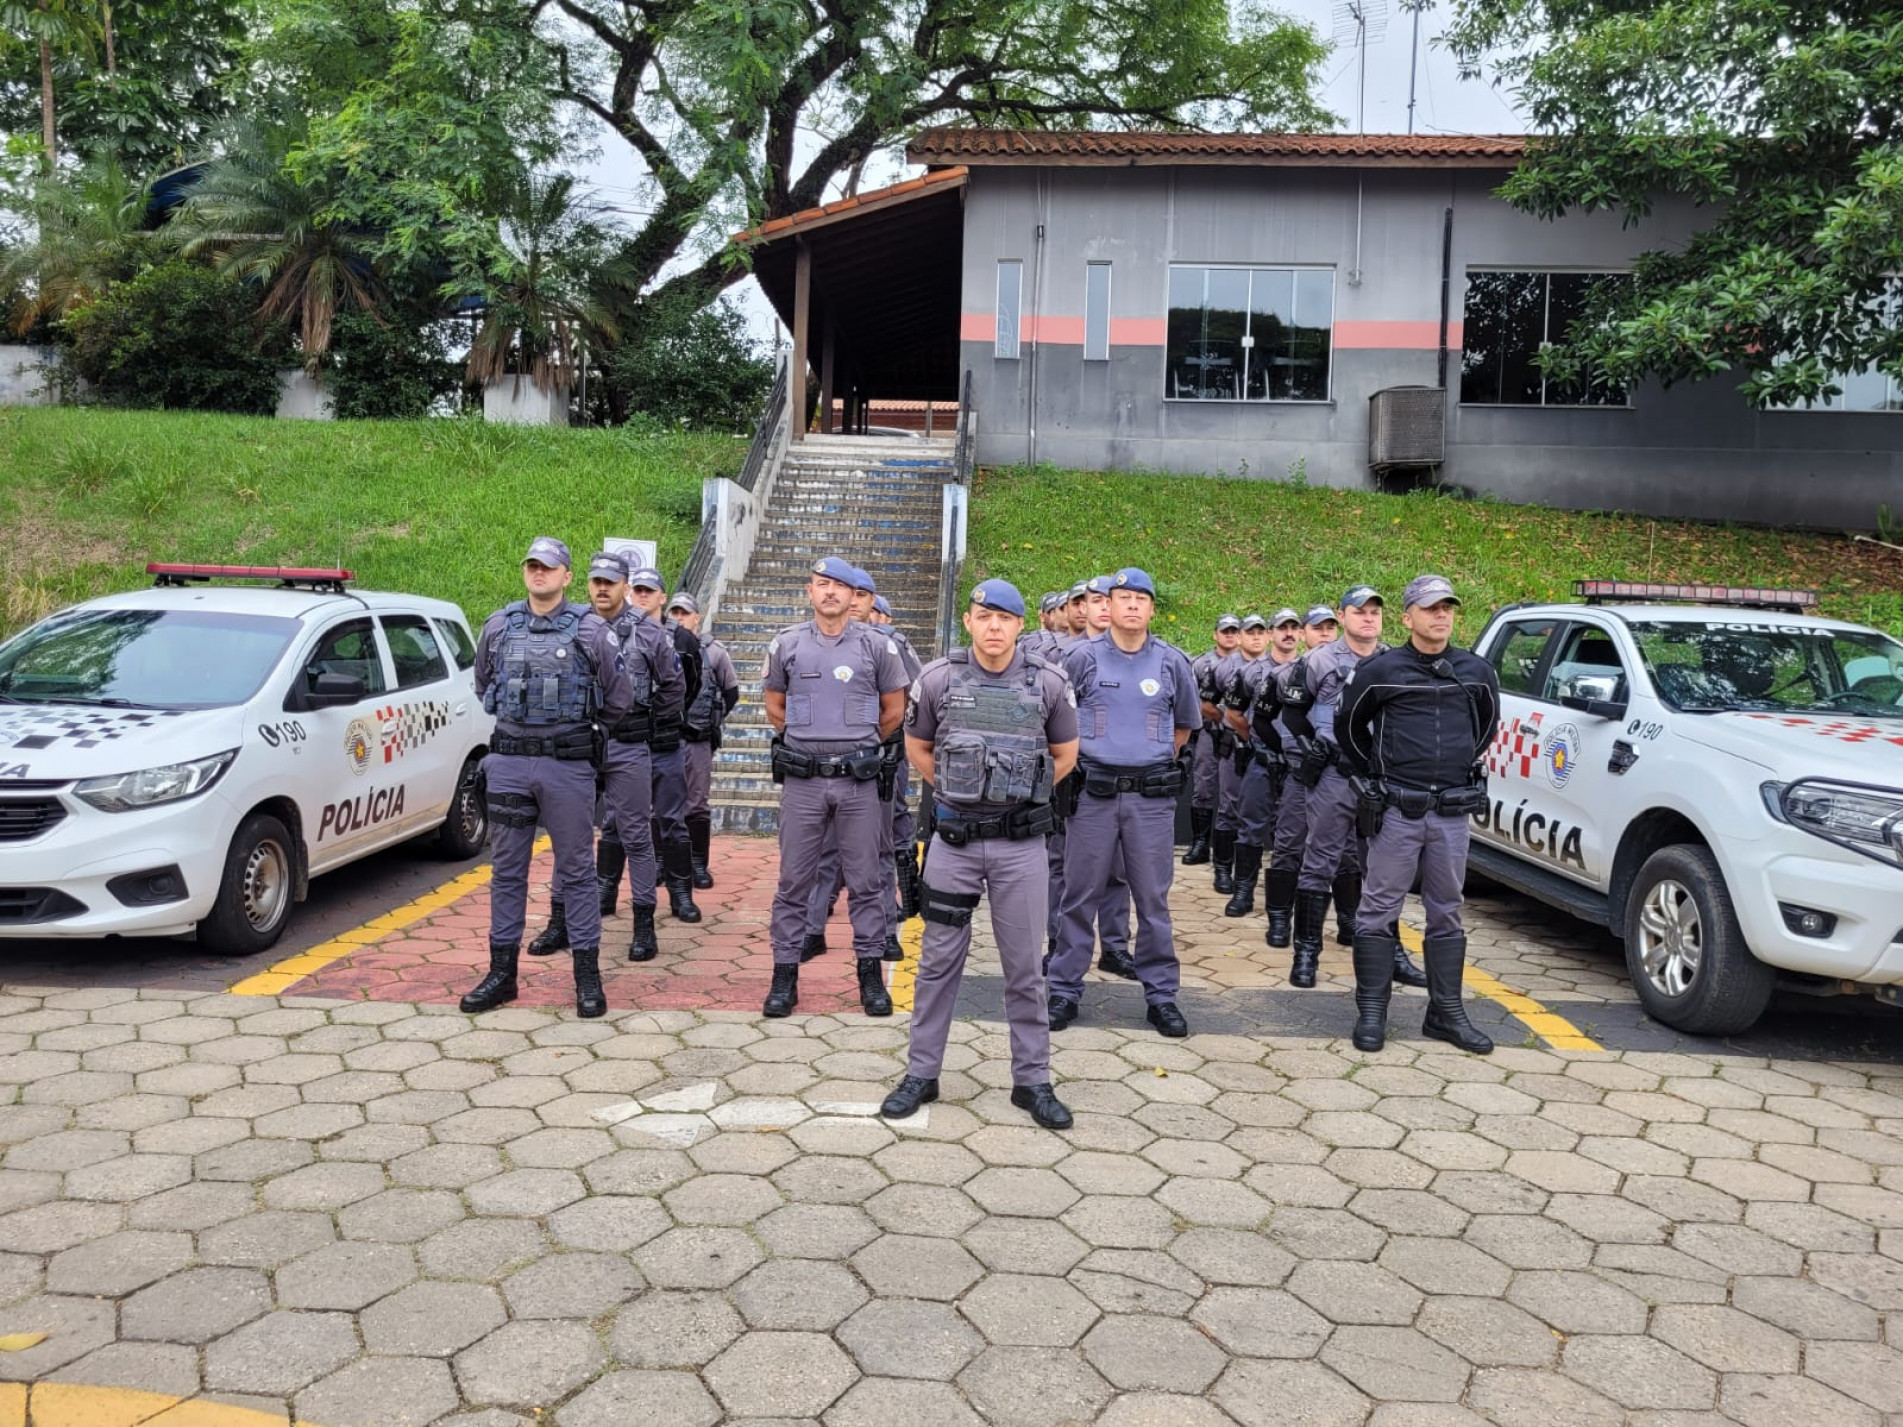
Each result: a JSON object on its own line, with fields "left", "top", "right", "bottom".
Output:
{"left": 1290, "top": 889, "right": 1331, "bottom": 989}
{"left": 881, "top": 1076, "right": 938, "bottom": 1119}
{"left": 1263, "top": 866, "right": 1298, "bottom": 948}
{"left": 526, "top": 899, "right": 568, "bottom": 957}
{"left": 1421, "top": 935, "right": 1493, "bottom": 1054}
{"left": 1010, "top": 1083, "right": 1073, "bottom": 1130}
{"left": 628, "top": 906, "right": 658, "bottom": 962}
{"left": 1182, "top": 808, "right": 1213, "bottom": 865}
{"left": 687, "top": 812, "right": 714, "bottom": 889}
{"left": 1224, "top": 843, "right": 1262, "bottom": 917}
{"left": 801, "top": 933, "right": 828, "bottom": 963}
{"left": 857, "top": 958, "right": 893, "bottom": 1017}
{"left": 460, "top": 942, "right": 519, "bottom": 1013}
{"left": 664, "top": 841, "right": 702, "bottom": 923}
{"left": 572, "top": 945, "right": 607, "bottom": 1019}
{"left": 1331, "top": 868, "right": 1361, "bottom": 947}
{"left": 596, "top": 839, "right": 626, "bottom": 918}
{"left": 1212, "top": 829, "right": 1236, "bottom": 895}
{"left": 763, "top": 963, "right": 799, "bottom": 1018}
{"left": 1350, "top": 932, "right": 1398, "bottom": 1051}
{"left": 883, "top": 933, "right": 905, "bottom": 963}
{"left": 1097, "top": 943, "right": 1137, "bottom": 979}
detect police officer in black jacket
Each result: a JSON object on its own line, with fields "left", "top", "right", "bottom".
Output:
{"left": 1336, "top": 574, "right": 1501, "bottom": 1054}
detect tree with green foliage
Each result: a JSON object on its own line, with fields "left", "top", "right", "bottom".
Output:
{"left": 1446, "top": 0, "right": 1903, "bottom": 407}
{"left": 2, "top": 0, "right": 94, "bottom": 167}
{"left": 325, "top": 308, "right": 459, "bottom": 419}
{"left": 61, "top": 256, "right": 287, "bottom": 411}
{"left": 601, "top": 293, "right": 771, "bottom": 432}
{"left": 0, "top": 154, "right": 150, "bottom": 333}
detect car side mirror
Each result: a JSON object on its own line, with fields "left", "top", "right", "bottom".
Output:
{"left": 1560, "top": 674, "right": 1626, "bottom": 720}
{"left": 304, "top": 671, "right": 367, "bottom": 709}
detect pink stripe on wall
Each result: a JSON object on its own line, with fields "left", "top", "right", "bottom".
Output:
{"left": 1110, "top": 317, "right": 1167, "bottom": 346}
{"left": 1333, "top": 320, "right": 1463, "bottom": 350}
{"left": 959, "top": 312, "right": 995, "bottom": 342}
{"left": 1025, "top": 315, "right": 1085, "bottom": 344}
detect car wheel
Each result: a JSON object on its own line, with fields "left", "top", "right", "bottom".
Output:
{"left": 199, "top": 812, "right": 296, "bottom": 956}
{"left": 436, "top": 755, "right": 489, "bottom": 859}
{"left": 1622, "top": 844, "right": 1775, "bottom": 1035}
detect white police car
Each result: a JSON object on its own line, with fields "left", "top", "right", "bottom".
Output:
{"left": 1468, "top": 580, "right": 1903, "bottom": 1034}
{"left": 0, "top": 564, "right": 495, "bottom": 954}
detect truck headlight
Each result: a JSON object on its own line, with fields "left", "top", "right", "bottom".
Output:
{"left": 75, "top": 750, "right": 237, "bottom": 813}
{"left": 1772, "top": 778, "right": 1903, "bottom": 868}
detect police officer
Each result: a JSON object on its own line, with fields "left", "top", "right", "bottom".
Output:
{"left": 1207, "top": 614, "right": 1261, "bottom": 895}
{"left": 1261, "top": 607, "right": 1339, "bottom": 949}
{"left": 464, "top": 537, "right": 633, "bottom": 1018}
{"left": 881, "top": 579, "right": 1079, "bottom": 1130}
{"left": 1214, "top": 615, "right": 1272, "bottom": 913}
{"left": 1063, "top": 580, "right": 1090, "bottom": 637}
{"left": 870, "top": 593, "right": 926, "bottom": 950}
{"left": 1048, "top": 568, "right": 1200, "bottom": 1037}
{"left": 762, "top": 556, "right": 910, "bottom": 1017}
{"left": 1279, "top": 586, "right": 1427, "bottom": 993}
{"left": 668, "top": 592, "right": 737, "bottom": 889}
{"left": 1185, "top": 614, "right": 1242, "bottom": 866}
{"left": 1338, "top": 575, "right": 1501, "bottom": 1053}
{"left": 1222, "top": 610, "right": 1301, "bottom": 917}
{"left": 627, "top": 568, "right": 704, "bottom": 924}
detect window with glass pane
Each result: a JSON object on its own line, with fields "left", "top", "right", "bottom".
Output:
{"left": 995, "top": 262, "right": 1023, "bottom": 359}
{"left": 1167, "top": 266, "right": 1333, "bottom": 401}
{"left": 1489, "top": 619, "right": 1558, "bottom": 697}
{"left": 382, "top": 615, "right": 449, "bottom": 690}
{"left": 1084, "top": 263, "right": 1111, "bottom": 361}
{"left": 1460, "top": 270, "right": 1629, "bottom": 406}
{"left": 1774, "top": 285, "right": 1902, "bottom": 412}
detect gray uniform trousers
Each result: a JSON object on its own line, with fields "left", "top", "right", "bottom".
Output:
{"left": 1045, "top": 827, "right": 1132, "bottom": 955}
{"left": 650, "top": 745, "right": 690, "bottom": 859}
{"left": 771, "top": 775, "right": 886, "bottom": 964}
{"left": 1049, "top": 790, "right": 1180, "bottom": 1007}
{"left": 1214, "top": 736, "right": 1244, "bottom": 833}
{"left": 1298, "top": 763, "right": 1363, "bottom": 892}
{"left": 682, "top": 739, "right": 713, "bottom": 819}
{"left": 808, "top": 765, "right": 906, "bottom": 939}
{"left": 907, "top": 832, "right": 1050, "bottom": 1086}
{"left": 1270, "top": 771, "right": 1309, "bottom": 869}
{"left": 1238, "top": 756, "right": 1278, "bottom": 847}
{"left": 1190, "top": 729, "right": 1219, "bottom": 811}
{"left": 485, "top": 752, "right": 601, "bottom": 948}
{"left": 1359, "top": 811, "right": 1471, "bottom": 940}
{"left": 597, "top": 742, "right": 657, "bottom": 908}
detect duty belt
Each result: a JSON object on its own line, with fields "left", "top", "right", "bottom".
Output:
{"left": 1384, "top": 780, "right": 1489, "bottom": 818}
{"left": 771, "top": 739, "right": 883, "bottom": 782}
{"left": 608, "top": 710, "right": 652, "bottom": 744}
{"left": 1079, "top": 758, "right": 1184, "bottom": 800}
{"left": 492, "top": 728, "right": 597, "bottom": 760}
{"left": 936, "top": 803, "right": 1058, "bottom": 844}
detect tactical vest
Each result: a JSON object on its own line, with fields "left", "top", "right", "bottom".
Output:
{"left": 934, "top": 650, "right": 1056, "bottom": 807}
{"left": 684, "top": 637, "right": 721, "bottom": 734}
{"left": 482, "top": 601, "right": 595, "bottom": 726}
{"left": 608, "top": 604, "right": 654, "bottom": 713}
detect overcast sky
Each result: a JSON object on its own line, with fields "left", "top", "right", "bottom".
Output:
{"left": 578, "top": 0, "right": 1531, "bottom": 343}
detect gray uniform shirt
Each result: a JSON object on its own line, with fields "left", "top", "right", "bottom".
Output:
{"left": 474, "top": 600, "right": 635, "bottom": 734}
{"left": 606, "top": 601, "right": 686, "bottom": 722}
{"left": 763, "top": 619, "right": 910, "bottom": 754}
{"left": 907, "top": 650, "right": 1079, "bottom": 812}
{"left": 1063, "top": 633, "right": 1200, "bottom": 767}
{"left": 1294, "top": 638, "right": 1382, "bottom": 745}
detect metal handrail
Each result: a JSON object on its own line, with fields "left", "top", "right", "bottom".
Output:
{"left": 679, "top": 524, "right": 719, "bottom": 607}
{"left": 935, "top": 370, "right": 977, "bottom": 657}
{"left": 679, "top": 357, "right": 787, "bottom": 605}
{"left": 735, "top": 361, "right": 788, "bottom": 494}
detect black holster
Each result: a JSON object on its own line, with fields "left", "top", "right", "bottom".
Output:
{"left": 1292, "top": 736, "right": 1334, "bottom": 788}
{"left": 1351, "top": 774, "right": 1388, "bottom": 838}
{"left": 609, "top": 708, "right": 653, "bottom": 745}
{"left": 877, "top": 736, "right": 904, "bottom": 802}
{"left": 920, "top": 884, "right": 980, "bottom": 928}
{"left": 1232, "top": 740, "right": 1252, "bottom": 778}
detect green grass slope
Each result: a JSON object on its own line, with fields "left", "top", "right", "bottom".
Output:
{"left": 966, "top": 465, "right": 1903, "bottom": 640}
{"left": 0, "top": 408, "right": 737, "bottom": 636}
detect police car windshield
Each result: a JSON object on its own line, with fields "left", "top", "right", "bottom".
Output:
{"left": 1627, "top": 621, "right": 1903, "bottom": 718}
{"left": 0, "top": 609, "right": 300, "bottom": 711}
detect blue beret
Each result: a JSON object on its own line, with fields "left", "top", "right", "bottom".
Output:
{"left": 969, "top": 579, "right": 1026, "bottom": 617}
{"left": 1085, "top": 575, "right": 1115, "bottom": 596}
{"left": 1112, "top": 568, "right": 1156, "bottom": 597}
{"left": 846, "top": 565, "right": 877, "bottom": 594}
{"left": 811, "top": 556, "right": 857, "bottom": 584}
{"left": 872, "top": 595, "right": 892, "bottom": 616}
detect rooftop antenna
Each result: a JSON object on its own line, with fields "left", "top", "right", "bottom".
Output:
{"left": 1402, "top": 0, "right": 1425, "bottom": 134}
{"left": 1331, "top": 0, "right": 1389, "bottom": 134}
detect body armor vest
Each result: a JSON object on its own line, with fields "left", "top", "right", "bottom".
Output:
{"left": 608, "top": 604, "right": 654, "bottom": 713}
{"left": 684, "top": 638, "right": 720, "bottom": 734}
{"left": 934, "top": 650, "right": 1056, "bottom": 807}
{"left": 482, "top": 601, "right": 595, "bottom": 726}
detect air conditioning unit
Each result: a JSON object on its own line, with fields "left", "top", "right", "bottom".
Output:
{"left": 1368, "top": 386, "right": 1445, "bottom": 470}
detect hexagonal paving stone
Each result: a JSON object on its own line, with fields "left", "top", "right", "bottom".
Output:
{"left": 1212, "top": 1359, "right": 1372, "bottom": 1427}
{"left": 1287, "top": 1260, "right": 1422, "bottom": 1326}
{"left": 852, "top": 1233, "right": 985, "bottom": 1301}
{"left": 661, "top": 1172, "right": 785, "bottom": 1226}
{"left": 837, "top": 1297, "right": 986, "bottom": 1381}
{"left": 455, "top": 1319, "right": 605, "bottom": 1406}
{"left": 122, "top": 1266, "right": 272, "bottom": 1343}
{"left": 755, "top": 1202, "right": 881, "bottom": 1260}
{"left": 465, "top": 1168, "right": 586, "bottom": 1217}
{"left": 337, "top": 1188, "right": 466, "bottom": 1244}
{"left": 1190, "top": 1287, "right": 1332, "bottom": 1359}
{"left": 1080, "top": 1314, "right": 1228, "bottom": 1393}
{"left": 958, "top": 1273, "right": 1101, "bottom": 1347}
{"left": 556, "top": 1369, "right": 721, "bottom": 1427}
{"left": 728, "top": 1257, "right": 867, "bottom": 1331}
{"left": 295, "top": 1356, "right": 461, "bottom": 1427}
{"left": 204, "top": 1309, "right": 360, "bottom": 1395}
{"left": 965, "top": 1167, "right": 1082, "bottom": 1219}
{"left": 958, "top": 1345, "right": 1115, "bottom": 1427}
{"left": 704, "top": 1329, "right": 860, "bottom": 1417}
{"left": 1320, "top": 1325, "right": 1472, "bottom": 1403}
{"left": 633, "top": 1226, "right": 765, "bottom": 1289}
{"left": 418, "top": 1218, "right": 548, "bottom": 1282}
{"left": 1560, "top": 1333, "right": 1718, "bottom": 1410}
{"left": 45, "top": 1228, "right": 192, "bottom": 1296}
{"left": 609, "top": 1290, "right": 744, "bottom": 1368}
{"left": 961, "top": 1216, "right": 1092, "bottom": 1276}
{"left": 502, "top": 1251, "right": 641, "bottom": 1319}
{"left": 276, "top": 1240, "right": 418, "bottom": 1311}
{"left": 866, "top": 1182, "right": 985, "bottom": 1238}
{"left": 826, "top": 1377, "right": 986, "bottom": 1427}
{"left": 363, "top": 1280, "right": 507, "bottom": 1357}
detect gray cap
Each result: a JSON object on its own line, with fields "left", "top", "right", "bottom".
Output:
{"left": 587, "top": 551, "right": 628, "bottom": 582}
{"left": 1068, "top": 581, "right": 1089, "bottom": 601}
{"left": 666, "top": 591, "right": 699, "bottom": 614}
{"left": 524, "top": 536, "right": 571, "bottom": 569}
{"left": 1241, "top": 614, "right": 1268, "bottom": 631}
{"left": 1341, "top": 584, "right": 1383, "bottom": 609}
{"left": 1039, "top": 591, "right": 1065, "bottom": 613}
{"left": 1404, "top": 573, "right": 1461, "bottom": 609}
{"left": 1304, "top": 605, "right": 1338, "bottom": 627}
{"left": 1215, "top": 613, "right": 1242, "bottom": 632}
{"left": 1271, "top": 607, "right": 1302, "bottom": 627}
{"left": 628, "top": 566, "right": 666, "bottom": 591}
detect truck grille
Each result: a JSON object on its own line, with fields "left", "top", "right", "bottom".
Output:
{"left": 0, "top": 798, "right": 65, "bottom": 841}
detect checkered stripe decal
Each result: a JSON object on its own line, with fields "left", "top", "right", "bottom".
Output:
{"left": 0, "top": 708, "right": 185, "bottom": 751}
{"left": 1742, "top": 713, "right": 1903, "bottom": 748}
{"left": 376, "top": 701, "right": 452, "bottom": 763}
{"left": 1484, "top": 714, "right": 1542, "bottom": 780}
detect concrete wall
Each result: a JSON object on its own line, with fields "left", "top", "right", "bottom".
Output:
{"left": 959, "top": 166, "right": 1902, "bottom": 530}
{"left": 483, "top": 378, "right": 570, "bottom": 426}
{"left": 0, "top": 345, "right": 58, "bottom": 406}
{"left": 275, "top": 370, "right": 335, "bottom": 420}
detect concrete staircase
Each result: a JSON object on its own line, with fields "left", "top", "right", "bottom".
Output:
{"left": 709, "top": 433, "right": 955, "bottom": 833}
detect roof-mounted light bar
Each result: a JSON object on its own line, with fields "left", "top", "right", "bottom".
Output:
{"left": 1574, "top": 580, "right": 1818, "bottom": 614}
{"left": 148, "top": 563, "right": 354, "bottom": 594}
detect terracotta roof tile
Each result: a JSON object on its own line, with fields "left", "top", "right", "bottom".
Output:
{"left": 731, "top": 166, "right": 968, "bottom": 245}
{"left": 906, "top": 128, "right": 1525, "bottom": 166}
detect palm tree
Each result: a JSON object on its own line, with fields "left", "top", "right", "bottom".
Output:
{"left": 1, "top": 0, "right": 94, "bottom": 167}
{"left": 0, "top": 155, "right": 149, "bottom": 334}
{"left": 465, "top": 171, "right": 618, "bottom": 394}
{"left": 167, "top": 131, "right": 385, "bottom": 369}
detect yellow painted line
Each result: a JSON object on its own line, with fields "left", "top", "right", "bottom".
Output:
{"left": 2, "top": 1383, "right": 298, "bottom": 1427}
{"left": 1396, "top": 923, "right": 1604, "bottom": 1052}
{"left": 229, "top": 835, "right": 551, "bottom": 997}
{"left": 889, "top": 914, "right": 924, "bottom": 1013}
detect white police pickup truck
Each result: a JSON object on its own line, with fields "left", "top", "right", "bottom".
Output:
{"left": 1467, "top": 580, "right": 1903, "bottom": 1035}
{"left": 0, "top": 564, "right": 494, "bottom": 954}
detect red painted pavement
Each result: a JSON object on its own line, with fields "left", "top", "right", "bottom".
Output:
{"left": 284, "top": 837, "right": 868, "bottom": 1012}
